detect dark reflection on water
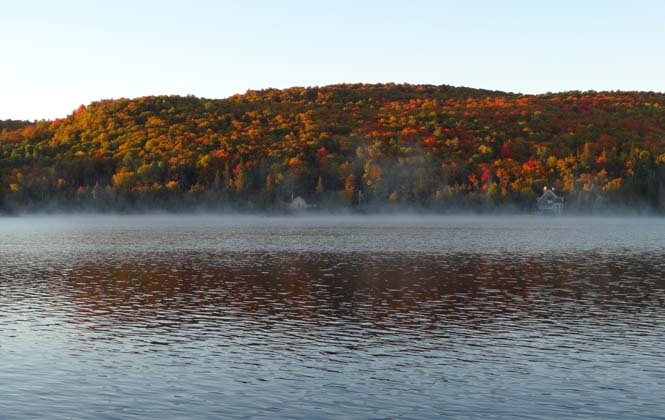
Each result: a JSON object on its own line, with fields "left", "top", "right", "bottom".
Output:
{"left": 1, "top": 216, "right": 665, "bottom": 419}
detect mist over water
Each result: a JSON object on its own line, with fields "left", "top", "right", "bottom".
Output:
{"left": 1, "top": 215, "right": 664, "bottom": 419}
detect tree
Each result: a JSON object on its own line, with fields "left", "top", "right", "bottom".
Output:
{"left": 316, "top": 175, "right": 325, "bottom": 194}
{"left": 0, "top": 183, "right": 5, "bottom": 212}
{"left": 223, "top": 162, "right": 232, "bottom": 191}
{"left": 213, "top": 169, "right": 221, "bottom": 191}
{"left": 234, "top": 163, "right": 250, "bottom": 192}
{"left": 344, "top": 173, "right": 357, "bottom": 204}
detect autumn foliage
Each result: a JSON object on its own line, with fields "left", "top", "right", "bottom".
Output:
{"left": 1, "top": 83, "right": 664, "bottom": 212}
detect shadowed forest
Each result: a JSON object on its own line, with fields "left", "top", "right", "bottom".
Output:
{"left": 1, "top": 83, "right": 664, "bottom": 213}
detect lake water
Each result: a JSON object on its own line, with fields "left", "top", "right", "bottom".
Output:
{"left": 1, "top": 215, "right": 664, "bottom": 419}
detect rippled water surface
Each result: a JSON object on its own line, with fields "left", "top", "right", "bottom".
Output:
{"left": 1, "top": 215, "right": 664, "bottom": 419}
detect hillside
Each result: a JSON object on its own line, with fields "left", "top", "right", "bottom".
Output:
{"left": 1, "top": 83, "right": 665, "bottom": 212}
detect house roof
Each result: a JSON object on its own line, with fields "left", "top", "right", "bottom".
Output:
{"left": 538, "top": 189, "right": 561, "bottom": 200}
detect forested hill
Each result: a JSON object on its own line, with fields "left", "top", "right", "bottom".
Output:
{"left": 1, "top": 83, "right": 665, "bottom": 213}
{"left": 0, "top": 119, "right": 32, "bottom": 132}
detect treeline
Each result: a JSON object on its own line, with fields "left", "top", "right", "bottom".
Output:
{"left": 1, "top": 83, "right": 665, "bottom": 213}
{"left": 0, "top": 120, "right": 32, "bottom": 132}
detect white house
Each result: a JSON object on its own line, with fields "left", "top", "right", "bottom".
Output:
{"left": 537, "top": 187, "right": 564, "bottom": 214}
{"left": 289, "top": 196, "right": 309, "bottom": 210}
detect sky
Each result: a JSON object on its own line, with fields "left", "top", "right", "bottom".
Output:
{"left": 1, "top": 0, "right": 664, "bottom": 120}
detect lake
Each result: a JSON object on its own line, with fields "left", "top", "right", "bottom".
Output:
{"left": 1, "top": 215, "right": 664, "bottom": 419}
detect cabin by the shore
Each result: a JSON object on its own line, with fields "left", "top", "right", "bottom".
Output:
{"left": 289, "top": 195, "right": 309, "bottom": 210}
{"left": 537, "top": 187, "right": 564, "bottom": 214}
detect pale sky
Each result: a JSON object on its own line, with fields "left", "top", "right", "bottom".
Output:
{"left": 1, "top": 0, "right": 663, "bottom": 120}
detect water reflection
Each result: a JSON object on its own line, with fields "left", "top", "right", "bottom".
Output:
{"left": 1, "top": 217, "right": 665, "bottom": 419}
{"left": 52, "top": 252, "right": 665, "bottom": 329}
